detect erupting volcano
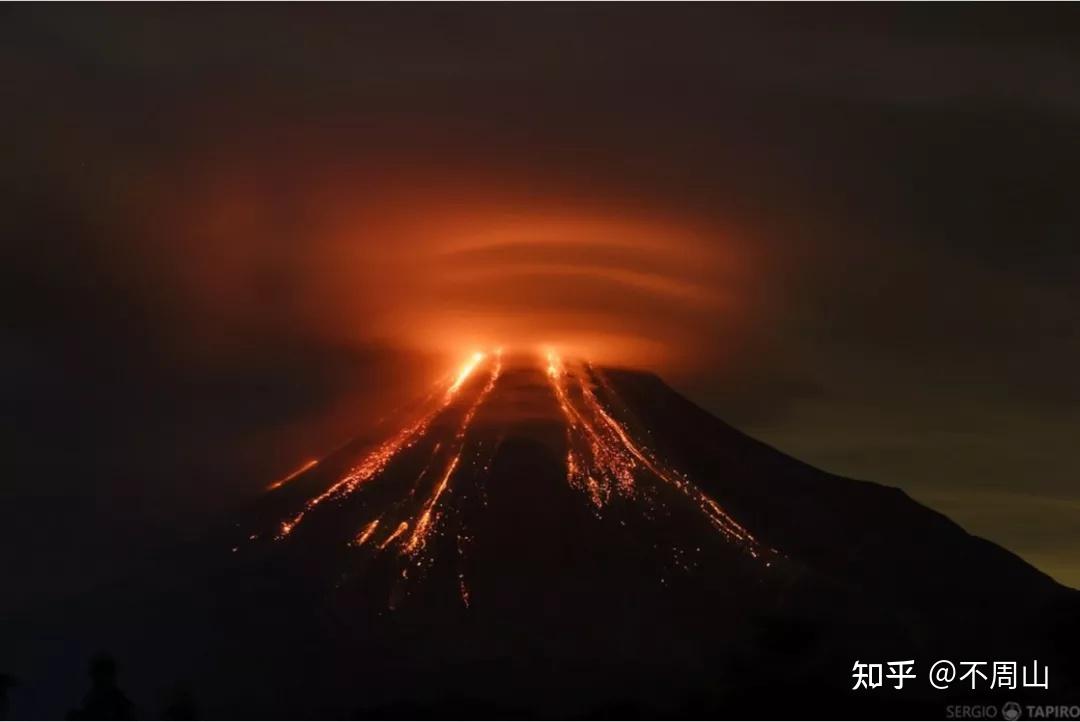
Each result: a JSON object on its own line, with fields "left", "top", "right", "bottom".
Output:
{"left": 257, "top": 349, "right": 768, "bottom": 582}
{"left": 16, "top": 352, "right": 1078, "bottom": 718}
{"left": 136, "top": 349, "right": 1067, "bottom": 717}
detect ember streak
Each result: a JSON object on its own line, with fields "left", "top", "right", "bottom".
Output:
{"left": 545, "top": 350, "right": 761, "bottom": 552}
{"left": 265, "top": 459, "right": 319, "bottom": 491}
{"left": 256, "top": 349, "right": 771, "bottom": 604}
{"left": 274, "top": 353, "right": 490, "bottom": 538}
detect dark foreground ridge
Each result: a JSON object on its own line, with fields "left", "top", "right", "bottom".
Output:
{"left": 6, "top": 354, "right": 1079, "bottom": 719}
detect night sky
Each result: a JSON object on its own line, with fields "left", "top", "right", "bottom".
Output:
{"left": 3, "top": 4, "right": 1079, "bottom": 613}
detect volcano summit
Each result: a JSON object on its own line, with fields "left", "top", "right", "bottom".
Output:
{"left": 263, "top": 350, "right": 768, "bottom": 572}
{"left": 9, "top": 352, "right": 1079, "bottom": 718}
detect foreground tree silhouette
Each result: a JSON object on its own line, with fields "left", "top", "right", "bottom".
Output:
{"left": 68, "top": 654, "right": 134, "bottom": 720}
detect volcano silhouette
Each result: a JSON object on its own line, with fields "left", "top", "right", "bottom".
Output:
{"left": 12, "top": 353, "right": 1079, "bottom": 718}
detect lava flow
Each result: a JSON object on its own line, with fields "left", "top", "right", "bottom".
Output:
{"left": 274, "top": 352, "right": 492, "bottom": 538}
{"left": 251, "top": 348, "right": 770, "bottom": 606}
{"left": 545, "top": 350, "right": 760, "bottom": 550}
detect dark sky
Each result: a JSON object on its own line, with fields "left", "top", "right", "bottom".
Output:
{"left": 3, "top": 3, "right": 1079, "bottom": 608}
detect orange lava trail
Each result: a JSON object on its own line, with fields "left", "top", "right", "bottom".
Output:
{"left": 580, "top": 370, "right": 756, "bottom": 545}
{"left": 544, "top": 351, "right": 761, "bottom": 552}
{"left": 353, "top": 518, "right": 381, "bottom": 546}
{"left": 276, "top": 353, "right": 487, "bottom": 540}
{"left": 448, "top": 352, "right": 485, "bottom": 398}
{"left": 458, "top": 572, "right": 471, "bottom": 609}
{"left": 266, "top": 459, "right": 319, "bottom": 491}
{"left": 403, "top": 455, "right": 460, "bottom": 555}
{"left": 400, "top": 353, "right": 502, "bottom": 557}
{"left": 379, "top": 521, "right": 409, "bottom": 550}
{"left": 548, "top": 351, "right": 637, "bottom": 506}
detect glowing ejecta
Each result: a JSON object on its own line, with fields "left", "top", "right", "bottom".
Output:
{"left": 266, "top": 459, "right": 319, "bottom": 491}
{"left": 448, "top": 352, "right": 486, "bottom": 397}
{"left": 274, "top": 351, "right": 488, "bottom": 539}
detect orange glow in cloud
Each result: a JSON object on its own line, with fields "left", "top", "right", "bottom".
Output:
{"left": 345, "top": 207, "right": 756, "bottom": 370}
{"left": 135, "top": 153, "right": 760, "bottom": 376}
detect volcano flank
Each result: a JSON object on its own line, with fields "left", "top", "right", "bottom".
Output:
{"left": 10, "top": 352, "right": 1079, "bottom": 718}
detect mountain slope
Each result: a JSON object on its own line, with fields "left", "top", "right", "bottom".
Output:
{"left": 6, "top": 352, "right": 1077, "bottom": 718}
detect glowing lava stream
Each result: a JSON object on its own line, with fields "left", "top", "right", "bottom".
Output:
{"left": 379, "top": 521, "right": 409, "bottom": 550}
{"left": 276, "top": 352, "right": 490, "bottom": 539}
{"left": 399, "top": 352, "right": 502, "bottom": 557}
{"left": 547, "top": 351, "right": 636, "bottom": 504}
{"left": 272, "top": 346, "right": 763, "bottom": 586}
{"left": 545, "top": 350, "right": 761, "bottom": 552}
{"left": 266, "top": 458, "right": 319, "bottom": 491}
{"left": 448, "top": 351, "right": 485, "bottom": 398}
{"left": 353, "top": 518, "right": 381, "bottom": 546}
